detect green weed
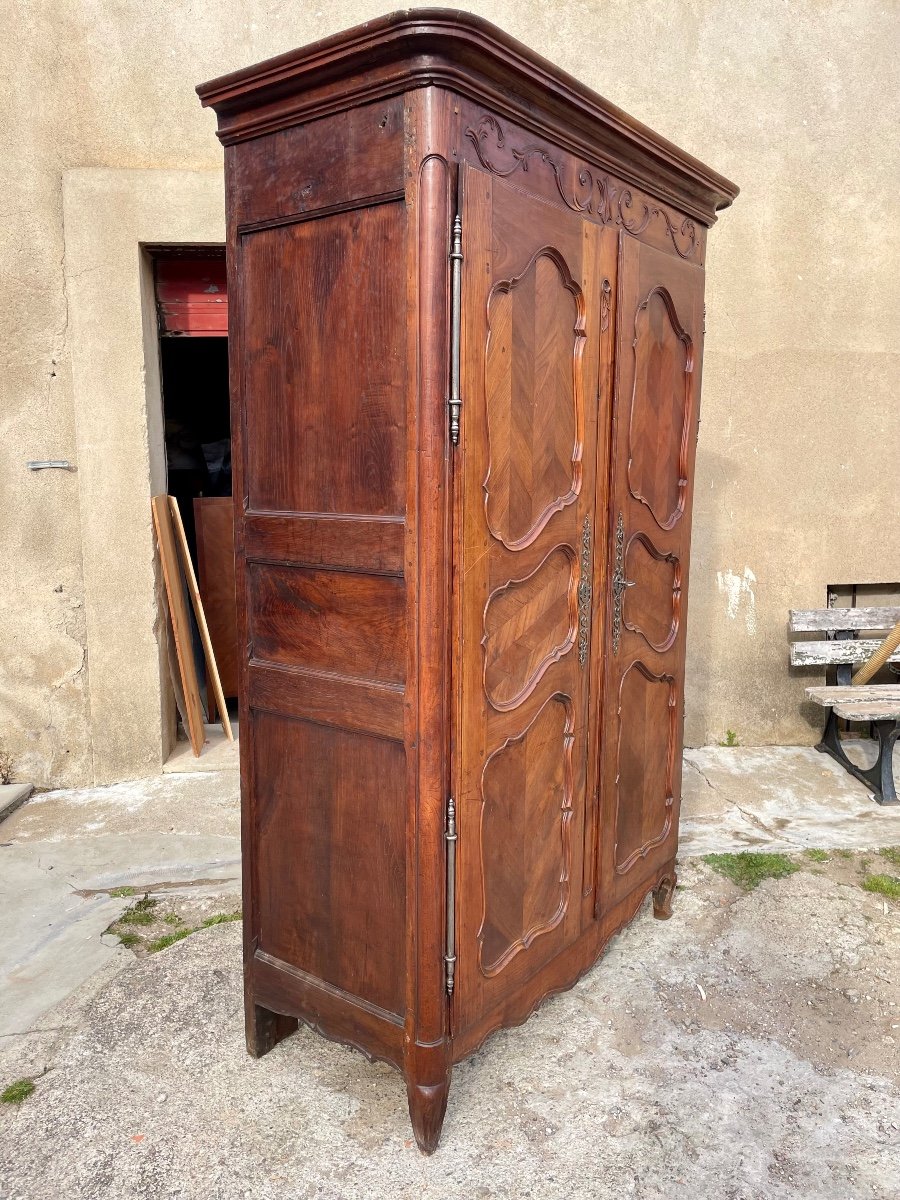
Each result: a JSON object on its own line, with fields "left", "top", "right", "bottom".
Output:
{"left": 201, "top": 911, "right": 242, "bottom": 928}
{"left": 147, "top": 928, "right": 195, "bottom": 954}
{"left": 703, "top": 852, "right": 799, "bottom": 890}
{"left": 1, "top": 1078, "right": 35, "bottom": 1105}
{"left": 861, "top": 874, "right": 900, "bottom": 901}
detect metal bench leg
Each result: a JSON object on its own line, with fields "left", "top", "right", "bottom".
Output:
{"left": 871, "top": 720, "right": 899, "bottom": 806}
{"left": 817, "top": 711, "right": 898, "bottom": 805}
{"left": 817, "top": 706, "right": 854, "bottom": 770}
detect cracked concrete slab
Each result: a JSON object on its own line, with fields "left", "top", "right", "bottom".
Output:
{"left": 680, "top": 745, "right": 900, "bottom": 856}
{"left": 0, "top": 771, "right": 240, "bottom": 1036}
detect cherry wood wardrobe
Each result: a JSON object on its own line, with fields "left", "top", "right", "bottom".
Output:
{"left": 198, "top": 9, "right": 737, "bottom": 1153}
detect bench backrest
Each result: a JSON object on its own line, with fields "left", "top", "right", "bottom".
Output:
{"left": 789, "top": 607, "right": 900, "bottom": 667}
{"left": 789, "top": 607, "right": 900, "bottom": 632}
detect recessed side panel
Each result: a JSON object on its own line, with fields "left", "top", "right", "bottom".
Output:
{"left": 229, "top": 97, "right": 405, "bottom": 226}
{"left": 249, "top": 564, "right": 406, "bottom": 683}
{"left": 254, "top": 712, "right": 407, "bottom": 1020}
{"left": 243, "top": 202, "right": 406, "bottom": 516}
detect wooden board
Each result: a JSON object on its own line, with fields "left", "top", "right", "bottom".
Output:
{"left": 790, "top": 639, "right": 900, "bottom": 667}
{"left": 805, "top": 685, "right": 900, "bottom": 707}
{"left": 169, "top": 497, "right": 234, "bottom": 741}
{"left": 833, "top": 700, "right": 900, "bottom": 722}
{"left": 152, "top": 494, "right": 206, "bottom": 756}
{"left": 789, "top": 607, "right": 900, "bottom": 632}
{"left": 194, "top": 497, "right": 239, "bottom": 708}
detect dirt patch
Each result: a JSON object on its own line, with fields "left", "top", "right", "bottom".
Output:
{"left": 653, "top": 850, "right": 900, "bottom": 1082}
{"left": 104, "top": 890, "right": 242, "bottom": 957}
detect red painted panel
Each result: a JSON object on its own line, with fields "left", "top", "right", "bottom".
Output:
{"left": 156, "top": 259, "right": 228, "bottom": 336}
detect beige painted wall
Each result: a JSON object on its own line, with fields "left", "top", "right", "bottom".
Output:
{"left": 1, "top": 1, "right": 898, "bottom": 786}
{"left": 62, "top": 169, "right": 225, "bottom": 782}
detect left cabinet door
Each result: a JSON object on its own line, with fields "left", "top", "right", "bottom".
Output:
{"left": 234, "top": 198, "right": 411, "bottom": 1067}
{"left": 452, "top": 164, "right": 613, "bottom": 1044}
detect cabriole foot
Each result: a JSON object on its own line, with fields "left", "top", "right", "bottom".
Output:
{"left": 652, "top": 872, "right": 677, "bottom": 920}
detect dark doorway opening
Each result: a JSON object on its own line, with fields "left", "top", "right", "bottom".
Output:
{"left": 160, "top": 336, "right": 231, "bottom": 558}
{"left": 154, "top": 251, "right": 238, "bottom": 728}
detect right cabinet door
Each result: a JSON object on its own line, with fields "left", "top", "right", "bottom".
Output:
{"left": 598, "top": 233, "right": 705, "bottom": 912}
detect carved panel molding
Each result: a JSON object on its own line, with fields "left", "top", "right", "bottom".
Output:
{"left": 478, "top": 694, "right": 574, "bottom": 976}
{"left": 613, "top": 661, "right": 676, "bottom": 875}
{"left": 482, "top": 545, "right": 577, "bottom": 711}
{"left": 483, "top": 244, "right": 585, "bottom": 550}
{"left": 623, "top": 533, "right": 682, "bottom": 653}
{"left": 466, "top": 114, "right": 700, "bottom": 261}
{"left": 627, "top": 286, "right": 694, "bottom": 530}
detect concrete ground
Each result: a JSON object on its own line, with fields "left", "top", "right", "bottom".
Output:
{"left": 1, "top": 745, "right": 898, "bottom": 1197}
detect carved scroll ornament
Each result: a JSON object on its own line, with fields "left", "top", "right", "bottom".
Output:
{"left": 466, "top": 114, "right": 699, "bottom": 261}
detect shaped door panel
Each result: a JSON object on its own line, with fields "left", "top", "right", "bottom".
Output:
{"left": 627, "top": 288, "right": 694, "bottom": 530}
{"left": 622, "top": 534, "right": 681, "bottom": 653}
{"left": 484, "top": 249, "right": 584, "bottom": 549}
{"left": 479, "top": 695, "right": 574, "bottom": 974}
{"left": 482, "top": 545, "right": 577, "bottom": 710}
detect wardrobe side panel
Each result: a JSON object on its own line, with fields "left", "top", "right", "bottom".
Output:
{"left": 228, "top": 100, "right": 412, "bottom": 1064}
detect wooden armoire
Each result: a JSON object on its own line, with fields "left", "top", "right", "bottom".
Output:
{"left": 198, "top": 10, "right": 737, "bottom": 1153}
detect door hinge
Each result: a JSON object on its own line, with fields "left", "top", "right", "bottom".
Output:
{"left": 444, "top": 795, "right": 458, "bottom": 995}
{"left": 448, "top": 214, "right": 463, "bottom": 446}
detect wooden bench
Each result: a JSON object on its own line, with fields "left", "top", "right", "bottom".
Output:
{"left": 789, "top": 607, "right": 900, "bottom": 805}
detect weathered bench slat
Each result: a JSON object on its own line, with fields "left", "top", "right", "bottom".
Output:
{"left": 790, "top": 640, "right": 900, "bottom": 667}
{"left": 832, "top": 700, "right": 900, "bottom": 722}
{"left": 789, "top": 607, "right": 900, "bottom": 633}
{"left": 805, "top": 685, "right": 900, "bottom": 706}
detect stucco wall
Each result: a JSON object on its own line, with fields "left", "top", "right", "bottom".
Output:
{"left": 2, "top": 1, "right": 898, "bottom": 786}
